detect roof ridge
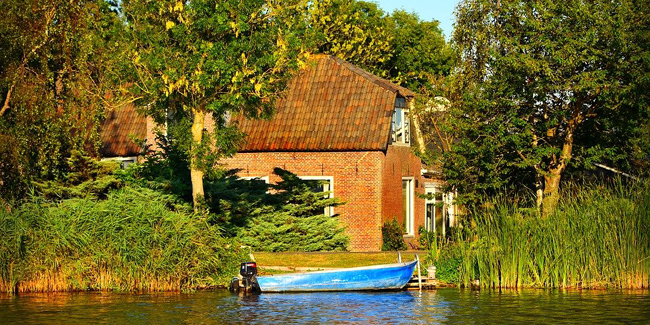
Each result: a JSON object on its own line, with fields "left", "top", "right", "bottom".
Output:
{"left": 325, "top": 55, "right": 415, "bottom": 98}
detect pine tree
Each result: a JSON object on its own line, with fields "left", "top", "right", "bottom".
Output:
{"left": 238, "top": 168, "right": 349, "bottom": 252}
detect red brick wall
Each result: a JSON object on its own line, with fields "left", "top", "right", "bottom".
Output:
{"left": 222, "top": 151, "right": 385, "bottom": 251}
{"left": 381, "top": 145, "right": 425, "bottom": 249}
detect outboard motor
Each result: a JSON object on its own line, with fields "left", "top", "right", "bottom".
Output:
{"left": 229, "top": 262, "right": 260, "bottom": 294}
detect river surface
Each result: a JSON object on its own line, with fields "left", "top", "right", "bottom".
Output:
{"left": 1, "top": 289, "right": 649, "bottom": 324}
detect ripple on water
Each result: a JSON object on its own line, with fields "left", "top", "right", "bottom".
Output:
{"left": 1, "top": 289, "right": 649, "bottom": 324}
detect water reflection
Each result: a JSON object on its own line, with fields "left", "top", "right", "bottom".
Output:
{"left": 1, "top": 289, "right": 649, "bottom": 324}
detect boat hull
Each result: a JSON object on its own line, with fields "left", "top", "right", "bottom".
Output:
{"left": 256, "top": 260, "right": 417, "bottom": 292}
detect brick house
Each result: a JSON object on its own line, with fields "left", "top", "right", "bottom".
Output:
{"left": 222, "top": 55, "right": 432, "bottom": 251}
{"left": 100, "top": 55, "right": 453, "bottom": 252}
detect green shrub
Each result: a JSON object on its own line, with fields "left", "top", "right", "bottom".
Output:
{"left": 434, "top": 243, "right": 462, "bottom": 284}
{"left": 381, "top": 219, "right": 407, "bottom": 251}
{"left": 237, "top": 168, "right": 349, "bottom": 252}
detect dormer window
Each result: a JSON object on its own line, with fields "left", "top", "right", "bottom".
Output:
{"left": 391, "top": 97, "right": 410, "bottom": 145}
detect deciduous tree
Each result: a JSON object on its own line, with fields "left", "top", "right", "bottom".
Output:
{"left": 123, "top": 0, "right": 310, "bottom": 209}
{"left": 0, "top": 0, "right": 125, "bottom": 199}
{"left": 448, "top": 0, "right": 650, "bottom": 214}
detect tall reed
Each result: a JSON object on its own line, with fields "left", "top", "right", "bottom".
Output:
{"left": 0, "top": 187, "right": 247, "bottom": 293}
{"left": 456, "top": 180, "right": 650, "bottom": 289}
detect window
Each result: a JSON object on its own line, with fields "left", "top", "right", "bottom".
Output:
{"left": 240, "top": 176, "right": 270, "bottom": 194}
{"left": 391, "top": 97, "right": 410, "bottom": 145}
{"left": 101, "top": 157, "right": 137, "bottom": 169}
{"left": 425, "top": 184, "right": 450, "bottom": 237}
{"left": 299, "top": 176, "right": 334, "bottom": 217}
{"left": 240, "top": 176, "right": 269, "bottom": 183}
{"left": 402, "top": 177, "right": 414, "bottom": 236}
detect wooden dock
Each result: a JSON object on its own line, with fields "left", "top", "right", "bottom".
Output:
{"left": 405, "top": 277, "right": 454, "bottom": 290}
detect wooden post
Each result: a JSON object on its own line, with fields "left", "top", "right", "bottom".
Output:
{"left": 416, "top": 254, "right": 422, "bottom": 291}
{"left": 398, "top": 251, "right": 402, "bottom": 263}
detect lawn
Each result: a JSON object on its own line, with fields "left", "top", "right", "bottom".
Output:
{"left": 253, "top": 251, "right": 425, "bottom": 269}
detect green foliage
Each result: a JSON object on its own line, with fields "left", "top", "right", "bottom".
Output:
{"left": 34, "top": 151, "right": 122, "bottom": 200}
{"left": 385, "top": 10, "right": 455, "bottom": 89}
{"left": 237, "top": 168, "right": 348, "bottom": 252}
{"left": 124, "top": 0, "right": 309, "bottom": 117}
{"left": 309, "top": 0, "right": 454, "bottom": 89}
{"left": 418, "top": 226, "right": 436, "bottom": 251}
{"left": 309, "top": 0, "right": 393, "bottom": 77}
{"left": 446, "top": 0, "right": 650, "bottom": 204}
{"left": 0, "top": 186, "right": 248, "bottom": 293}
{"left": 204, "top": 172, "right": 274, "bottom": 236}
{"left": 128, "top": 140, "right": 350, "bottom": 252}
{"left": 0, "top": 0, "right": 127, "bottom": 195}
{"left": 122, "top": 0, "right": 311, "bottom": 203}
{"left": 453, "top": 181, "right": 650, "bottom": 289}
{"left": 381, "top": 218, "right": 407, "bottom": 251}
{"left": 436, "top": 245, "right": 462, "bottom": 284}
{"left": 418, "top": 225, "right": 461, "bottom": 283}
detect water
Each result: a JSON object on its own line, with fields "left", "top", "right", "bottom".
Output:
{"left": 1, "top": 289, "right": 649, "bottom": 324}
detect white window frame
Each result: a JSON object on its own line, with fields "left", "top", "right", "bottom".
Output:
{"left": 402, "top": 177, "right": 415, "bottom": 236}
{"left": 298, "top": 176, "right": 334, "bottom": 217}
{"left": 424, "top": 183, "right": 455, "bottom": 236}
{"left": 391, "top": 97, "right": 410, "bottom": 145}
{"left": 101, "top": 156, "right": 138, "bottom": 169}
{"left": 424, "top": 185, "right": 436, "bottom": 233}
{"left": 240, "top": 175, "right": 269, "bottom": 183}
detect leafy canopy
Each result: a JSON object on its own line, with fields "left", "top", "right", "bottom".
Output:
{"left": 308, "top": 0, "right": 454, "bottom": 89}
{"left": 445, "top": 0, "right": 650, "bottom": 204}
{"left": 0, "top": 0, "right": 125, "bottom": 200}
{"left": 124, "top": 0, "right": 310, "bottom": 122}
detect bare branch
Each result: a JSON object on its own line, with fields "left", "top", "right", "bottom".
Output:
{"left": 0, "top": 84, "right": 14, "bottom": 117}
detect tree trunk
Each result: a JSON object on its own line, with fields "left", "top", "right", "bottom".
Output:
{"left": 542, "top": 169, "right": 562, "bottom": 217}
{"left": 190, "top": 107, "right": 205, "bottom": 210}
{"left": 541, "top": 127, "right": 575, "bottom": 217}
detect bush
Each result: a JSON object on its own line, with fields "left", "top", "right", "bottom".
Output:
{"left": 0, "top": 186, "right": 248, "bottom": 293}
{"left": 381, "top": 219, "right": 407, "bottom": 251}
{"left": 237, "top": 168, "right": 348, "bottom": 252}
{"left": 434, "top": 243, "right": 462, "bottom": 284}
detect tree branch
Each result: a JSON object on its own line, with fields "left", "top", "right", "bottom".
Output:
{"left": 0, "top": 84, "right": 14, "bottom": 117}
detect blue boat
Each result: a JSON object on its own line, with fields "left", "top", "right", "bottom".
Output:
{"left": 255, "top": 260, "right": 418, "bottom": 292}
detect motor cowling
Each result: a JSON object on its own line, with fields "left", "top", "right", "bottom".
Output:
{"left": 230, "top": 262, "right": 260, "bottom": 294}
{"left": 240, "top": 262, "right": 258, "bottom": 277}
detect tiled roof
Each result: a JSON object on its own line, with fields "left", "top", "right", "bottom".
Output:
{"left": 99, "top": 103, "right": 146, "bottom": 157}
{"left": 235, "top": 55, "right": 415, "bottom": 152}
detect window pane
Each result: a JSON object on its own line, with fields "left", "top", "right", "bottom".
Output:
{"left": 434, "top": 192, "right": 444, "bottom": 236}
{"left": 395, "top": 97, "right": 406, "bottom": 108}
{"left": 395, "top": 107, "right": 402, "bottom": 128}
{"left": 426, "top": 203, "right": 435, "bottom": 232}
{"left": 402, "top": 180, "right": 407, "bottom": 232}
{"left": 404, "top": 111, "right": 410, "bottom": 144}
{"left": 402, "top": 179, "right": 413, "bottom": 235}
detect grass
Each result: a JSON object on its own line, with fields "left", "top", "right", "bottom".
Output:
{"left": 0, "top": 186, "right": 247, "bottom": 293}
{"left": 253, "top": 251, "right": 423, "bottom": 269}
{"left": 454, "top": 180, "right": 650, "bottom": 289}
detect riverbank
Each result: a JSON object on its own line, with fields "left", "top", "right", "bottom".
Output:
{"left": 0, "top": 187, "right": 247, "bottom": 293}
{"left": 448, "top": 180, "right": 650, "bottom": 289}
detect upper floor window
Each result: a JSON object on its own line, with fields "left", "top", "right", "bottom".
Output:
{"left": 391, "top": 97, "right": 410, "bottom": 145}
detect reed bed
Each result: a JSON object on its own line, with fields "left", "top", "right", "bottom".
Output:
{"left": 456, "top": 180, "right": 650, "bottom": 289}
{"left": 0, "top": 187, "right": 247, "bottom": 293}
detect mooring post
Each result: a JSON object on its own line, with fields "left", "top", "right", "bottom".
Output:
{"left": 416, "top": 254, "right": 422, "bottom": 291}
